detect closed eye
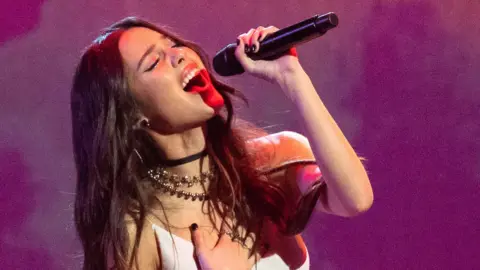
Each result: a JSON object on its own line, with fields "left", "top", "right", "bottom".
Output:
{"left": 145, "top": 58, "right": 159, "bottom": 72}
{"left": 144, "top": 43, "right": 182, "bottom": 72}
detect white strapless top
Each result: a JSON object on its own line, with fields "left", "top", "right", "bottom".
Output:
{"left": 152, "top": 224, "right": 310, "bottom": 270}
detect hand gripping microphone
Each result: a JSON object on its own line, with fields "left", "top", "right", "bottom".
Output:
{"left": 212, "top": 12, "right": 339, "bottom": 76}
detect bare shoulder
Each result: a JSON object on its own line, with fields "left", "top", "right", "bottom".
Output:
{"left": 247, "top": 131, "right": 315, "bottom": 170}
{"left": 124, "top": 216, "right": 160, "bottom": 269}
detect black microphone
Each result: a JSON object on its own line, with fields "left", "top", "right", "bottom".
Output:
{"left": 212, "top": 12, "right": 339, "bottom": 77}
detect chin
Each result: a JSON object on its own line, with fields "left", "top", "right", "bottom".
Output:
{"left": 197, "top": 100, "right": 217, "bottom": 117}
{"left": 187, "top": 107, "right": 216, "bottom": 127}
{"left": 200, "top": 107, "right": 216, "bottom": 121}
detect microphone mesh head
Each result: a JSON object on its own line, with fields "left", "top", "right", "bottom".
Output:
{"left": 212, "top": 44, "right": 245, "bottom": 76}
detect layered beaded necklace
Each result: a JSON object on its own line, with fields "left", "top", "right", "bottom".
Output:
{"left": 143, "top": 150, "right": 257, "bottom": 250}
{"left": 146, "top": 166, "right": 216, "bottom": 201}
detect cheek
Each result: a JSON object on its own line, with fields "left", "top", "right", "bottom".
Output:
{"left": 134, "top": 73, "right": 178, "bottom": 106}
{"left": 129, "top": 69, "right": 214, "bottom": 130}
{"left": 184, "top": 48, "right": 205, "bottom": 67}
{"left": 134, "top": 78, "right": 204, "bottom": 125}
{"left": 138, "top": 84, "right": 175, "bottom": 116}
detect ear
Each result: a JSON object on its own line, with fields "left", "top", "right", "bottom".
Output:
{"left": 134, "top": 117, "right": 150, "bottom": 129}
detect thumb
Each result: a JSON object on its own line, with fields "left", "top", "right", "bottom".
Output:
{"left": 234, "top": 38, "right": 255, "bottom": 73}
{"left": 191, "top": 223, "right": 212, "bottom": 269}
{"left": 190, "top": 223, "right": 207, "bottom": 254}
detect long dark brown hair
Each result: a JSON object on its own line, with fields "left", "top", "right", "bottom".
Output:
{"left": 71, "top": 17, "right": 317, "bottom": 270}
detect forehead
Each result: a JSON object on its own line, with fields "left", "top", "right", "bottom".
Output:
{"left": 118, "top": 27, "right": 167, "bottom": 63}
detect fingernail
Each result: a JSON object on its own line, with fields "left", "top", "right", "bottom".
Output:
{"left": 190, "top": 223, "right": 198, "bottom": 231}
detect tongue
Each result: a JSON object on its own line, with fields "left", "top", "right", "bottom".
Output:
{"left": 186, "top": 69, "right": 224, "bottom": 110}
{"left": 185, "top": 69, "right": 209, "bottom": 93}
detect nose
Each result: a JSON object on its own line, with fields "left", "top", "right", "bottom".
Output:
{"left": 169, "top": 48, "right": 185, "bottom": 68}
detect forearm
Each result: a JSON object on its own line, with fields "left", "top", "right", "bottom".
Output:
{"left": 277, "top": 64, "right": 373, "bottom": 216}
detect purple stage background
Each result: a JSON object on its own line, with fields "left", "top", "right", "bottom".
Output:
{"left": 1, "top": 1, "right": 479, "bottom": 269}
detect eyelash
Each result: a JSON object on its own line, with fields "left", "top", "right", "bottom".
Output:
{"left": 145, "top": 59, "right": 159, "bottom": 72}
{"left": 145, "top": 43, "right": 183, "bottom": 72}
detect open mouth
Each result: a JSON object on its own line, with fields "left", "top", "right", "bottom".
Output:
{"left": 183, "top": 69, "right": 210, "bottom": 93}
{"left": 180, "top": 67, "right": 225, "bottom": 110}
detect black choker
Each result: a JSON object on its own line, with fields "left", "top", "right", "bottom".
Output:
{"left": 160, "top": 150, "right": 208, "bottom": 167}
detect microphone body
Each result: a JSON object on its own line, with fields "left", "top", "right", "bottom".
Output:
{"left": 213, "top": 12, "right": 339, "bottom": 76}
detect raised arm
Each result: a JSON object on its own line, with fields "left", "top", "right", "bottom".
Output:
{"left": 235, "top": 26, "right": 373, "bottom": 217}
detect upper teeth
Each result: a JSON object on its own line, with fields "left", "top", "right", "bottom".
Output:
{"left": 182, "top": 69, "right": 199, "bottom": 89}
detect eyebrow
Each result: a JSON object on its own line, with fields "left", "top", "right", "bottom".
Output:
{"left": 137, "top": 43, "right": 156, "bottom": 71}
{"left": 136, "top": 36, "right": 170, "bottom": 71}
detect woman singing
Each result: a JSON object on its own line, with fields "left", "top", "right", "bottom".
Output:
{"left": 71, "top": 17, "right": 373, "bottom": 269}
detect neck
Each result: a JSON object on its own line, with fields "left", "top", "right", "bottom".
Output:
{"left": 146, "top": 125, "right": 212, "bottom": 191}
